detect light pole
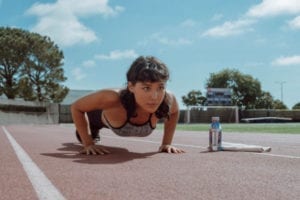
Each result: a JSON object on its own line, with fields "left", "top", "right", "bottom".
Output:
{"left": 276, "top": 81, "right": 286, "bottom": 102}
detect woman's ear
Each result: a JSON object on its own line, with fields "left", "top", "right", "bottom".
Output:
{"left": 128, "top": 82, "right": 134, "bottom": 93}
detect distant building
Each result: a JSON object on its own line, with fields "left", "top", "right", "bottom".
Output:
{"left": 206, "top": 88, "right": 232, "bottom": 106}
{"left": 0, "top": 90, "right": 95, "bottom": 105}
{"left": 61, "top": 89, "right": 95, "bottom": 105}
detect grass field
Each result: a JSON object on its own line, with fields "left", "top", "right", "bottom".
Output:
{"left": 158, "top": 123, "right": 300, "bottom": 134}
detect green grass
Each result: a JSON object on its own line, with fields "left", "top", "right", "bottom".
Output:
{"left": 157, "top": 123, "right": 300, "bottom": 134}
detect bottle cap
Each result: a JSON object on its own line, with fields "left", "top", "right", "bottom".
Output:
{"left": 211, "top": 116, "right": 220, "bottom": 122}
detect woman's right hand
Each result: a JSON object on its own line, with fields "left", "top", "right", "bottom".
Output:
{"left": 80, "top": 144, "right": 110, "bottom": 155}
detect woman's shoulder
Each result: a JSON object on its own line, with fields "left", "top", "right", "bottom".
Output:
{"left": 165, "top": 90, "right": 179, "bottom": 112}
{"left": 96, "top": 88, "right": 121, "bottom": 95}
{"left": 93, "top": 88, "right": 122, "bottom": 102}
{"left": 72, "top": 88, "right": 123, "bottom": 110}
{"left": 165, "top": 90, "right": 177, "bottom": 103}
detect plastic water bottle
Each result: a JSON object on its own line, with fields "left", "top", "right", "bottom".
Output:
{"left": 209, "top": 116, "right": 222, "bottom": 151}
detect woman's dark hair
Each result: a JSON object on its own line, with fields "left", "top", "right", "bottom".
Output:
{"left": 120, "top": 56, "right": 170, "bottom": 119}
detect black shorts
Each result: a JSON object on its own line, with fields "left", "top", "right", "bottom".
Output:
{"left": 86, "top": 110, "right": 108, "bottom": 130}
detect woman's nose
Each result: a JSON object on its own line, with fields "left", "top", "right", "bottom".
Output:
{"left": 151, "top": 91, "right": 158, "bottom": 99}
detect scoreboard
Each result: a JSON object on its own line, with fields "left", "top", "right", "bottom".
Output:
{"left": 206, "top": 88, "right": 232, "bottom": 106}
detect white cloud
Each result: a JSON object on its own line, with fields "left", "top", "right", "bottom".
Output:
{"left": 162, "top": 37, "right": 191, "bottom": 46}
{"left": 149, "top": 33, "right": 192, "bottom": 46}
{"left": 288, "top": 16, "right": 300, "bottom": 29}
{"left": 156, "top": 36, "right": 192, "bottom": 46}
{"left": 71, "top": 67, "right": 86, "bottom": 80}
{"left": 26, "top": 0, "right": 124, "bottom": 47}
{"left": 246, "top": 0, "right": 300, "bottom": 18}
{"left": 95, "top": 49, "right": 138, "bottom": 60}
{"left": 202, "top": 0, "right": 300, "bottom": 38}
{"left": 82, "top": 60, "right": 96, "bottom": 68}
{"left": 180, "top": 19, "right": 197, "bottom": 27}
{"left": 272, "top": 55, "right": 300, "bottom": 66}
{"left": 30, "top": 14, "right": 98, "bottom": 46}
{"left": 201, "top": 19, "right": 255, "bottom": 37}
{"left": 211, "top": 14, "right": 223, "bottom": 21}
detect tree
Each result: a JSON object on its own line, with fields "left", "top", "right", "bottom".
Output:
{"left": 255, "top": 91, "right": 274, "bottom": 109}
{"left": 206, "top": 69, "right": 262, "bottom": 109}
{"left": 0, "top": 27, "right": 69, "bottom": 103}
{"left": 272, "top": 99, "right": 288, "bottom": 109}
{"left": 20, "top": 32, "right": 69, "bottom": 103}
{"left": 0, "top": 27, "right": 29, "bottom": 98}
{"left": 292, "top": 102, "right": 300, "bottom": 110}
{"left": 251, "top": 91, "right": 288, "bottom": 109}
{"left": 182, "top": 90, "right": 206, "bottom": 107}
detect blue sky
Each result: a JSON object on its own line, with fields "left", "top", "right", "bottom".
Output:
{"left": 1, "top": 0, "right": 300, "bottom": 109}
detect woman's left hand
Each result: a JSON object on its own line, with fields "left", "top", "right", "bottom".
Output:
{"left": 159, "top": 144, "right": 185, "bottom": 154}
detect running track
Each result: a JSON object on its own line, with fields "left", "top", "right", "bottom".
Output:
{"left": 1, "top": 124, "right": 299, "bottom": 200}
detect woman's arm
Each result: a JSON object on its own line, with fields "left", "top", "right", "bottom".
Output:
{"left": 71, "top": 90, "right": 119, "bottom": 151}
{"left": 160, "top": 92, "right": 185, "bottom": 153}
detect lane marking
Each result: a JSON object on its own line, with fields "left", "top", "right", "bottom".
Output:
{"left": 256, "top": 153, "right": 300, "bottom": 159}
{"left": 102, "top": 135, "right": 300, "bottom": 159}
{"left": 2, "top": 126, "right": 66, "bottom": 200}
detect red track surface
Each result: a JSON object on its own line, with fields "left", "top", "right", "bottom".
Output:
{"left": 1, "top": 124, "right": 299, "bottom": 200}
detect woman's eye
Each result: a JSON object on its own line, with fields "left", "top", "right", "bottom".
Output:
{"left": 159, "top": 86, "right": 165, "bottom": 90}
{"left": 143, "top": 87, "right": 150, "bottom": 91}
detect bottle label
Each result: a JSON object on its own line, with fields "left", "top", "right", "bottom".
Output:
{"left": 209, "top": 116, "right": 222, "bottom": 151}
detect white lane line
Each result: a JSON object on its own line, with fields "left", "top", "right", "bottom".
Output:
{"left": 2, "top": 126, "right": 66, "bottom": 200}
{"left": 256, "top": 153, "right": 300, "bottom": 159}
{"left": 102, "top": 135, "right": 300, "bottom": 159}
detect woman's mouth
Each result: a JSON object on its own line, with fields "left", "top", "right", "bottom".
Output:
{"left": 146, "top": 103, "right": 159, "bottom": 109}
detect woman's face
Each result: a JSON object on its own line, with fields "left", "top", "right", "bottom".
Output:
{"left": 129, "top": 81, "right": 166, "bottom": 114}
